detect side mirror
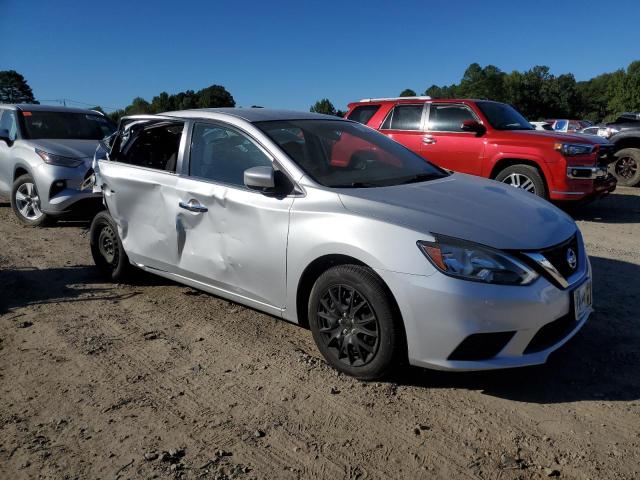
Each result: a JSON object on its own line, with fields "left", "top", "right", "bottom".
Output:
{"left": 0, "top": 128, "right": 11, "bottom": 144}
{"left": 460, "top": 120, "right": 485, "bottom": 135}
{"left": 244, "top": 165, "right": 275, "bottom": 190}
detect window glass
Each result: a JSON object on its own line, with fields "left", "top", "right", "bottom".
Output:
{"left": 0, "top": 110, "right": 18, "bottom": 141}
{"left": 381, "top": 105, "right": 423, "bottom": 130}
{"left": 20, "top": 111, "right": 116, "bottom": 140}
{"left": 428, "top": 105, "right": 476, "bottom": 132}
{"left": 475, "top": 102, "right": 533, "bottom": 131}
{"left": 116, "top": 122, "right": 183, "bottom": 171}
{"left": 347, "top": 105, "right": 380, "bottom": 125}
{"left": 553, "top": 120, "right": 568, "bottom": 132}
{"left": 189, "top": 123, "right": 272, "bottom": 187}
{"left": 256, "top": 119, "right": 448, "bottom": 188}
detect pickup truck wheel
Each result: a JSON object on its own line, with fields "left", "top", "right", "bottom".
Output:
{"left": 610, "top": 148, "right": 640, "bottom": 187}
{"left": 308, "top": 265, "right": 405, "bottom": 380}
{"left": 10, "top": 174, "right": 53, "bottom": 226}
{"left": 90, "top": 211, "right": 131, "bottom": 282}
{"left": 495, "top": 165, "right": 547, "bottom": 198}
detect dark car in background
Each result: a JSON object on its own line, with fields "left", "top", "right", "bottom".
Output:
{"left": 602, "top": 113, "right": 640, "bottom": 186}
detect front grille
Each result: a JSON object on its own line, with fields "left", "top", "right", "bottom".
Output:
{"left": 540, "top": 234, "right": 579, "bottom": 280}
{"left": 448, "top": 331, "right": 516, "bottom": 361}
{"left": 597, "top": 144, "right": 616, "bottom": 164}
{"left": 524, "top": 312, "right": 575, "bottom": 354}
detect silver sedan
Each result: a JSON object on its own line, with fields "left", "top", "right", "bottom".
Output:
{"left": 90, "top": 109, "right": 593, "bottom": 379}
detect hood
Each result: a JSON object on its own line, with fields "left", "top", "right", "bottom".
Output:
{"left": 27, "top": 139, "right": 100, "bottom": 159}
{"left": 338, "top": 173, "right": 576, "bottom": 250}
{"left": 499, "top": 129, "right": 610, "bottom": 144}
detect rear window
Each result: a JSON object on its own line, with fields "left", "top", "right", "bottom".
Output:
{"left": 347, "top": 105, "right": 380, "bottom": 125}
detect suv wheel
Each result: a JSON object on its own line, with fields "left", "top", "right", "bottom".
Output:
{"left": 90, "top": 211, "right": 132, "bottom": 282}
{"left": 495, "top": 165, "right": 547, "bottom": 198}
{"left": 610, "top": 148, "right": 640, "bottom": 187}
{"left": 10, "top": 174, "right": 52, "bottom": 226}
{"left": 308, "top": 265, "right": 405, "bottom": 380}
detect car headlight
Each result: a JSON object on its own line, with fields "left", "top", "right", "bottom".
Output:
{"left": 35, "top": 148, "right": 84, "bottom": 168}
{"left": 417, "top": 235, "right": 539, "bottom": 285}
{"left": 554, "top": 143, "right": 594, "bottom": 156}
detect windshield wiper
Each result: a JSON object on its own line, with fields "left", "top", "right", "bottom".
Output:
{"left": 398, "top": 173, "right": 444, "bottom": 185}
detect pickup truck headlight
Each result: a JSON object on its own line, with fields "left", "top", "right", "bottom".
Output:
{"left": 554, "top": 143, "right": 594, "bottom": 156}
{"left": 36, "top": 148, "right": 84, "bottom": 168}
{"left": 417, "top": 236, "right": 538, "bottom": 285}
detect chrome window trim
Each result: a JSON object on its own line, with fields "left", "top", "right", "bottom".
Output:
{"left": 425, "top": 103, "right": 482, "bottom": 133}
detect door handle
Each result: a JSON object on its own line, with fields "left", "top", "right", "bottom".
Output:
{"left": 179, "top": 199, "right": 208, "bottom": 213}
{"left": 422, "top": 136, "right": 437, "bottom": 145}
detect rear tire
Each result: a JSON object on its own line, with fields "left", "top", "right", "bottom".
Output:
{"left": 610, "top": 148, "right": 640, "bottom": 187}
{"left": 10, "top": 174, "right": 53, "bottom": 226}
{"left": 495, "top": 164, "right": 547, "bottom": 198}
{"left": 308, "top": 265, "right": 405, "bottom": 380}
{"left": 90, "top": 211, "right": 132, "bottom": 282}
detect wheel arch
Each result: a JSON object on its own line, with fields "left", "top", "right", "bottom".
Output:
{"left": 13, "top": 165, "right": 30, "bottom": 182}
{"left": 489, "top": 158, "right": 549, "bottom": 190}
{"left": 612, "top": 136, "right": 640, "bottom": 152}
{"left": 295, "top": 254, "right": 404, "bottom": 333}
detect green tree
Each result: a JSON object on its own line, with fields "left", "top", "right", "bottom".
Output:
{"left": 399, "top": 88, "right": 417, "bottom": 97}
{"left": 310, "top": 98, "right": 337, "bottom": 116}
{"left": 0, "top": 70, "right": 37, "bottom": 104}
{"left": 124, "top": 97, "right": 152, "bottom": 115}
{"left": 150, "top": 91, "right": 173, "bottom": 113}
{"left": 196, "top": 85, "right": 235, "bottom": 108}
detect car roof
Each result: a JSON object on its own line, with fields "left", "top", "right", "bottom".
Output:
{"left": 162, "top": 108, "right": 341, "bottom": 123}
{"left": 0, "top": 103, "right": 105, "bottom": 115}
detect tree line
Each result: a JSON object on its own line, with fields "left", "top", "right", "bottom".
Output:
{"left": 310, "top": 60, "right": 640, "bottom": 123}
{"left": 3, "top": 60, "right": 639, "bottom": 123}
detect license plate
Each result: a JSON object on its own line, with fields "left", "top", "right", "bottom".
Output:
{"left": 573, "top": 279, "right": 593, "bottom": 320}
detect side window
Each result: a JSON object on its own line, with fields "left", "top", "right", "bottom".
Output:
{"left": 189, "top": 123, "right": 272, "bottom": 187}
{"left": 116, "top": 122, "right": 184, "bottom": 172}
{"left": 427, "top": 105, "right": 476, "bottom": 132}
{"left": 0, "top": 110, "right": 18, "bottom": 141}
{"left": 347, "top": 105, "right": 380, "bottom": 125}
{"left": 381, "top": 105, "right": 423, "bottom": 130}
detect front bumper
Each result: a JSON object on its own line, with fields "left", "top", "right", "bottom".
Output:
{"left": 34, "top": 161, "right": 102, "bottom": 215}
{"left": 377, "top": 262, "right": 591, "bottom": 371}
{"left": 550, "top": 174, "right": 617, "bottom": 201}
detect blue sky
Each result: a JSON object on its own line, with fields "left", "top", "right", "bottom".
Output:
{"left": 1, "top": 0, "right": 639, "bottom": 112}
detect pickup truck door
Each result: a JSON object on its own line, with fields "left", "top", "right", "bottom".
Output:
{"left": 420, "top": 103, "right": 486, "bottom": 176}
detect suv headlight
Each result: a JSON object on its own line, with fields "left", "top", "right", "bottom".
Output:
{"left": 36, "top": 148, "right": 84, "bottom": 168}
{"left": 417, "top": 236, "right": 538, "bottom": 285}
{"left": 554, "top": 143, "right": 594, "bottom": 156}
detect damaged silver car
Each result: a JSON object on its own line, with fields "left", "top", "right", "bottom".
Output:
{"left": 90, "top": 109, "right": 592, "bottom": 379}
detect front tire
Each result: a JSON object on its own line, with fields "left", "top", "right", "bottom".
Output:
{"left": 90, "top": 211, "right": 132, "bottom": 282}
{"left": 495, "top": 164, "right": 547, "bottom": 198}
{"left": 10, "top": 174, "right": 52, "bottom": 226}
{"left": 308, "top": 265, "right": 405, "bottom": 380}
{"left": 610, "top": 148, "right": 640, "bottom": 187}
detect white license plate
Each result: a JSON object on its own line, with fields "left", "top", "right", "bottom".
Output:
{"left": 573, "top": 279, "right": 593, "bottom": 320}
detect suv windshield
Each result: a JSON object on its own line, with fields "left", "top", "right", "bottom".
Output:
{"left": 20, "top": 111, "right": 116, "bottom": 140}
{"left": 476, "top": 101, "right": 533, "bottom": 131}
{"left": 256, "top": 119, "right": 448, "bottom": 188}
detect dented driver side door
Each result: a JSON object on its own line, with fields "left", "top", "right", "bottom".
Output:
{"left": 169, "top": 121, "right": 293, "bottom": 312}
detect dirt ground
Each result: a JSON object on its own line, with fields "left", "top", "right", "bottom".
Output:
{"left": 0, "top": 188, "right": 639, "bottom": 480}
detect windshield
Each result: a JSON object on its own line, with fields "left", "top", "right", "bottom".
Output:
{"left": 476, "top": 101, "right": 533, "bottom": 131}
{"left": 256, "top": 119, "right": 448, "bottom": 188}
{"left": 20, "top": 111, "right": 116, "bottom": 140}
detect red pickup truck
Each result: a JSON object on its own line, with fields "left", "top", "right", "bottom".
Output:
{"left": 345, "top": 97, "right": 617, "bottom": 202}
